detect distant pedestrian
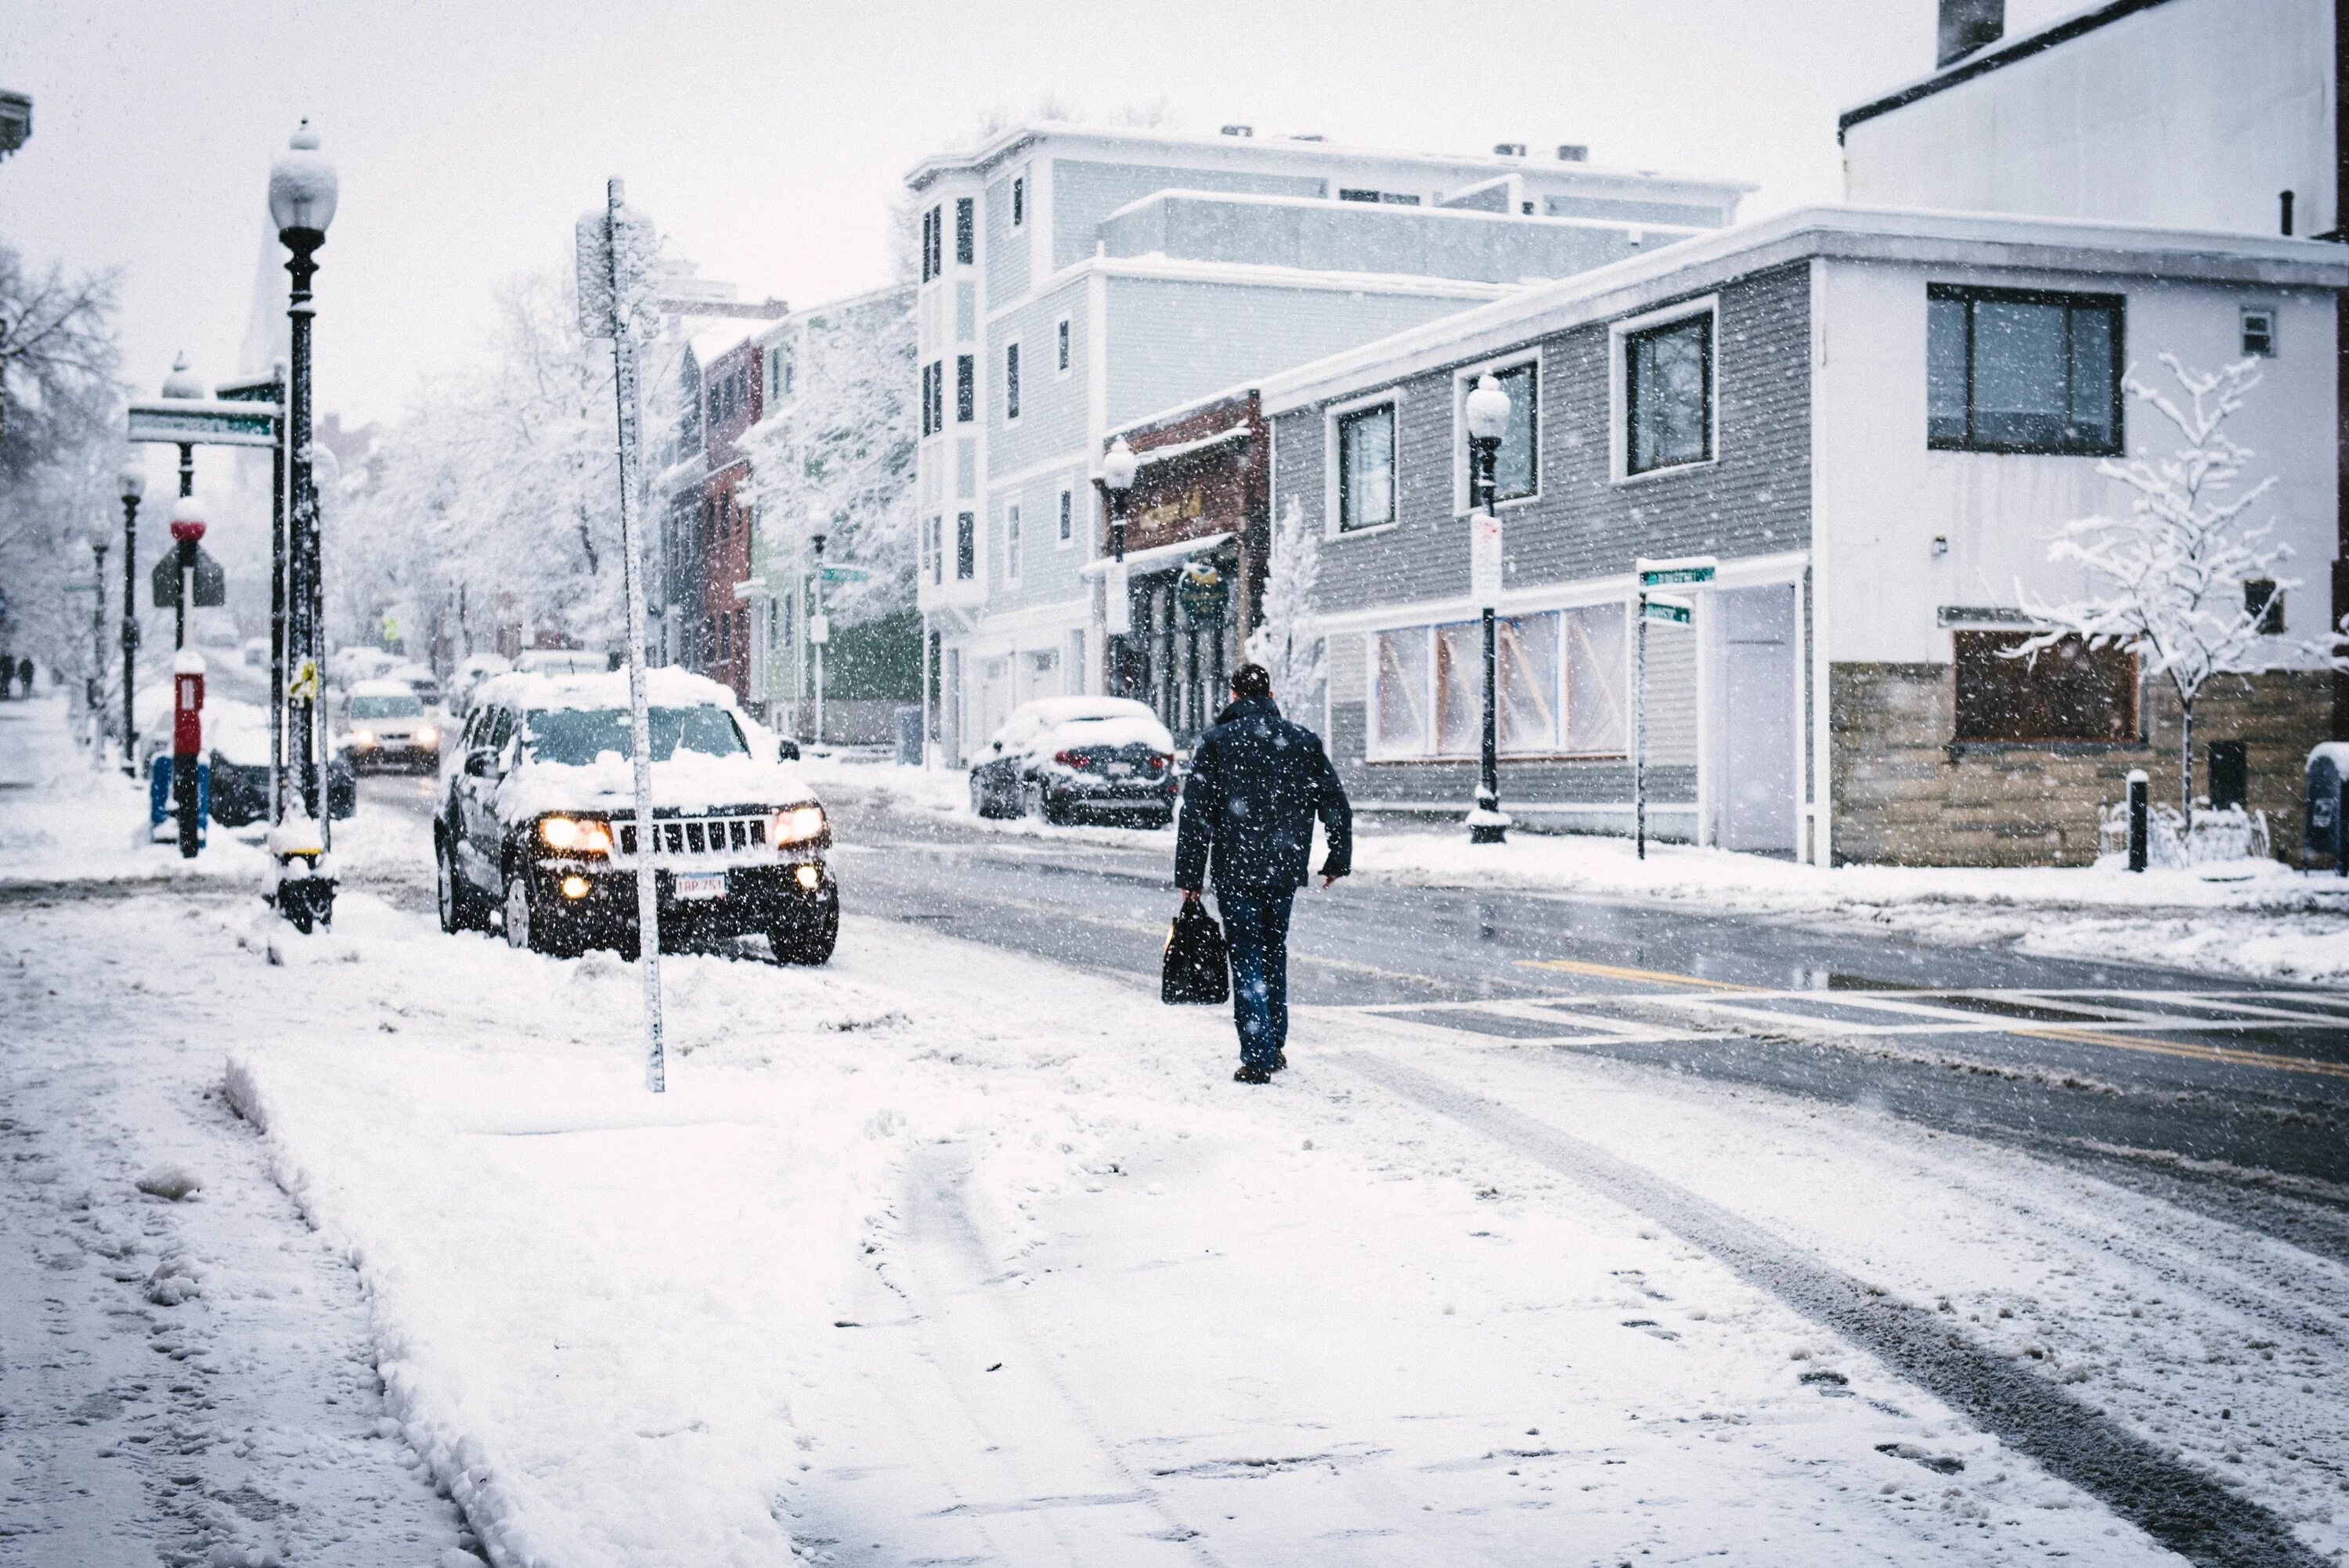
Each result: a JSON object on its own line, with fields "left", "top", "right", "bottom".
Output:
{"left": 1173, "top": 662, "right": 1351, "bottom": 1084}
{"left": 15, "top": 658, "right": 31, "bottom": 697}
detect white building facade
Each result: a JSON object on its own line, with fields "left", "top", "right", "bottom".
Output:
{"left": 904, "top": 122, "right": 1749, "bottom": 765}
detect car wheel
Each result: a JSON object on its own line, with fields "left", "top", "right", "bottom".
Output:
{"left": 1039, "top": 789, "right": 1072, "bottom": 826}
{"left": 503, "top": 868, "right": 572, "bottom": 956}
{"left": 436, "top": 834, "right": 463, "bottom": 933}
{"left": 1019, "top": 779, "right": 1045, "bottom": 820}
{"left": 969, "top": 773, "right": 1005, "bottom": 820}
{"left": 771, "top": 899, "right": 840, "bottom": 966}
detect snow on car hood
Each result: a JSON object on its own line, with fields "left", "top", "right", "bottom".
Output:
{"left": 496, "top": 749, "right": 821, "bottom": 820}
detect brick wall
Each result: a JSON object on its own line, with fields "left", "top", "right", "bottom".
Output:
{"left": 1830, "top": 663, "right": 2329, "bottom": 866}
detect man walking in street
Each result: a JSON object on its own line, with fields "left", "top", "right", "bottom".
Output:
{"left": 1174, "top": 662, "right": 1351, "bottom": 1084}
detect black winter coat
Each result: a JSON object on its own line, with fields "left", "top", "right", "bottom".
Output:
{"left": 1174, "top": 697, "right": 1352, "bottom": 895}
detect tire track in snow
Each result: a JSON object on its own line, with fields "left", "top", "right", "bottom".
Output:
{"left": 1337, "top": 1049, "right": 2329, "bottom": 1568}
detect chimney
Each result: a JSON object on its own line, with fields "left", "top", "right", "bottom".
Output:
{"left": 1936, "top": 0, "right": 2004, "bottom": 67}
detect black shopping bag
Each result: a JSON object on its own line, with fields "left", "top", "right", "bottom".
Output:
{"left": 1161, "top": 899, "right": 1230, "bottom": 1006}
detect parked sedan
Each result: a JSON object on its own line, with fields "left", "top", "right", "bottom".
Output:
{"left": 969, "top": 697, "right": 1179, "bottom": 827}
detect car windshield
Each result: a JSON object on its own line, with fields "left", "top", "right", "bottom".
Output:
{"left": 349, "top": 694, "right": 424, "bottom": 719}
{"left": 523, "top": 706, "right": 747, "bottom": 765}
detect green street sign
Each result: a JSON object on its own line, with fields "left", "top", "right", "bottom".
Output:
{"left": 1637, "top": 554, "right": 1717, "bottom": 588}
{"left": 817, "top": 565, "right": 870, "bottom": 583}
{"left": 127, "top": 398, "right": 279, "bottom": 449}
{"left": 1641, "top": 593, "right": 1692, "bottom": 625}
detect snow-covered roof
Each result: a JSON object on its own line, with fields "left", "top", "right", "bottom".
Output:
{"left": 903, "top": 120, "right": 1752, "bottom": 208}
{"left": 1261, "top": 204, "right": 2349, "bottom": 416}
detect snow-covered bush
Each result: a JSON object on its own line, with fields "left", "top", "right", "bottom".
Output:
{"left": 2096, "top": 798, "right": 2270, "bottom": 868}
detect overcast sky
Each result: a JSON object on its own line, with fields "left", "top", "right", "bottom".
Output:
{"left": 2, "top": 0, "right": 2081, "bottom": 431}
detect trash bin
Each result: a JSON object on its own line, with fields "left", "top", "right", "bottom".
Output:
{"left": 893, "top": 705, "right": 924, "bottom": 767}
{"left": 2306, "top": 742, "right": 2349, "bottom": 867}
{"left": 147, "top": 755, "right": 210, "bottom": 848}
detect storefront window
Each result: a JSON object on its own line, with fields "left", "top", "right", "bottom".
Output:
{"left": 1371, "top": 603, "right": 1627, "bottom": 760}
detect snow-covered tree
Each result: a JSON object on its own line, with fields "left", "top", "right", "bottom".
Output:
{"left": 1245, "top": 496, "right": 1324, "bottom": 718}
{"left": 2020, "top": 355, "right": 2291, "bottom": 829}
{"left": 0, "top": 244, "right": 122, "bottom": 705}
{"left": 734, "top": 287, "right": 915, "bottom": 625}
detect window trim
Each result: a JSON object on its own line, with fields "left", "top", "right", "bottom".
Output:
{"left": 2240, "top": 304, "right": 2278, "bottom": 359}
{"left": 1926, "top": 283, "right": 2125, "bottom": 457}
{"left": 1450, "top": 351, "right": 1541, "bottom": 516}
{"left": 1322, "top": 387, "right": 1407, "bottom": 540}
{"left": 1607, "top": 294, "right": 1719, "bottom": 485}
{"left": 1333, "top": 399, "right": 1399, "bottom": 537}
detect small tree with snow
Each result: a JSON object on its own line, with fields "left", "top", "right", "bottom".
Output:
{"left": 2020, "top": 355, "right": 2292, "bottom": 831}
{"left": 1244, "top": 497, "right": 1325, "bottom": 719}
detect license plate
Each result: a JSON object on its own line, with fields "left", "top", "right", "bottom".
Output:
{"left": 1104, "top": 762, "right": 1133, "bottom": 777}
{"left": 674, "top": 871, "right": 726, "bottom": 900}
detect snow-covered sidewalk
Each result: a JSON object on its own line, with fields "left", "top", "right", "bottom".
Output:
{"left": 803, "top": 752, "right": 2349, "bottom": 986}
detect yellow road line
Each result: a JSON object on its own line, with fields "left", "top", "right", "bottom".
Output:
{"left": 2016, "top": 1024, "right": 2349, "bottom": 1083}
{"left": 1514, "top": 957, "right": 1762, "bottom": 993}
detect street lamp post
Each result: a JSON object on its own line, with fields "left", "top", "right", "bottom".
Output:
{"left": 1463, "top": 373, "right": 1510, "bottom": 845}
{"left": 269, "top": 118, "right": 336, "bottom": 842}
{"left": 85, "top": 517, "right": 109, "bottom": 742}
{"left": 1102, "top": 436, "right": 1138, "bottom": 697}
{"left": 808, "top": 507, "right": 828, "bottom": 748}
{"left": 161, "top": 353, "right": 203, "bottom": 499}
{"left": 116, "top": 463, "right": 142, "bottom": 773}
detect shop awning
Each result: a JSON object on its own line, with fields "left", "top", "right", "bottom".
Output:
{"left": 1078, "top": 531, "right": 1233, "bottom": 578}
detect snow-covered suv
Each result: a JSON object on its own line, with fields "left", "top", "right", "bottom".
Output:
{"left": 432, "top": 669, "right": 839, "bottom": 964}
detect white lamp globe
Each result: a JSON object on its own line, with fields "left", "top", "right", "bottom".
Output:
{"left": 1102, "top": 436, "right": 1138, "bottom": 493}
{"left": 1464, "top": 373, "right": 1511, "bottom": 442}
{"left": 268, "top": 119, "right": 338, "bottom": 236}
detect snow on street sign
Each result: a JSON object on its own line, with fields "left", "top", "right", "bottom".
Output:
{"left": 817, "top": 565, "right": 870, "bottom": 583}
{"left": 1470, "top": 509, "right": 1503, "bottom": 607}
{"left": 1637, "top": 554, "right": 1718, "bottom": 588}
{"left": 1105, "top": 561, "right": 1131, "bottom": 636}
{"left": 808, "top": 614, "right": 830, "bottom": 647}
{"left": 127, "top": 398, "right": 280, "bottom": 449}
{"left": 150, "top": 547, "right": 226, "bottom": 607}
{"left": 1641, "top": 593, "right": 1693, "bottom": 625}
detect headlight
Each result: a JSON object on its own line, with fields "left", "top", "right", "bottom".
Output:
{"left": 352, "top": 729, "right": 376, "bottom": 746}
{"left": 539, "top": 815, "right": 613, "bottom": 853}
{"left": 416, "top": 725, "right": 438, "bottom": 746}
{"left": 770, "top": 805, "right": 826, "bottom": 845}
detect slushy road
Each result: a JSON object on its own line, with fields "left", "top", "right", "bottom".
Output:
{"left": 360, "top": 772, "right": 2349, "bottom": 1256}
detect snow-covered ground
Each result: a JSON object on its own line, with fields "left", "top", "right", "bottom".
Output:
{"left": 803, "top": 753, "right": 2349, "bottom": 986}
{"left": 7, "top": 699, "right": 2346, "bottom": 1564}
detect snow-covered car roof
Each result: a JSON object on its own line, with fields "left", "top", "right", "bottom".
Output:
{"left": 348, "top": 678, "right": 424, "bottom": 699}
{"left": 994, "top": 696, "right": 1174, "bottom": 755}
{"left": 512, "top": 649, "right": 612, "bottom": 674}
{"left": 1037, "top": 712, "right": 1177, "bottom": 755}
{"left": 472, "top": 665, "right": 741, "bottom": 714}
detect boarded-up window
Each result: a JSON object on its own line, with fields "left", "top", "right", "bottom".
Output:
{"left": 1953, "top": 632, "right": 2137, "bottom": 742}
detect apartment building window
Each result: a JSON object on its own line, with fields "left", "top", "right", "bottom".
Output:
{"left": 768, "top": 341, "right": 796, "bottom": 400}
{"left": 1953, "top": 631, "right": 2137, "bottom": 743}
{"left": 1056, "top": 317, "right": 1071, "bottom": 375}
{"left": 1463, "top": 361, "right": 1537, "bottom": 503}
{"left": 1337, "top": 402, "right": 1396, "bottom": 532}
{"left": 1340, "top": 189, "right": 1421, "bottom": 205}
{"left": 956, "top": 511, "right": 976, "bottom": 580}
{"left": 1371, "top": 604, "right": 1626, "bottom": 759}
{"left": 1057, "top": 486, "right": 1073, "bottom": 546}
{"left": 1624, "top": 313, "right": 1712, "bottom": 474}
{"left": 2246, "top": 579, "right": 2285, "bottom": 634}
{"left": 924, "top": 515, "right": 944, "bottom": 585}
{"left": 922, "top": 206, "right": 942, "bottom": 282}
{"left": 920, "top": 362, "right": 936, "bottom": 437}
{"left": 1929, "top": 286, "right": 2123, "bottom": 455}
{"left": 2242, "top": 306, "right": 2277, "bottom": 358}
{"left": 955, "top": 197, "right": 975, "bottom": 265}
{"left": 1005, "top": 504, "right": 1023, "bottom": 582}
{"left": 1012, "top": 174, "right": 1026, "bottom": 228}
{"left": 928, "top": 359, "right": 944, "bottom": 434}
{"left": 956, "top": 355, "right": 975, "bottom": 423}
{"left": 1005, "top": 342, "right": 1021, "bottom": 421}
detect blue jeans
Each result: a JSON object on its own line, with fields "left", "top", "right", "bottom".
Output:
{"left": 1217, "top": 889, "right": 1294, "bottom": 1069}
